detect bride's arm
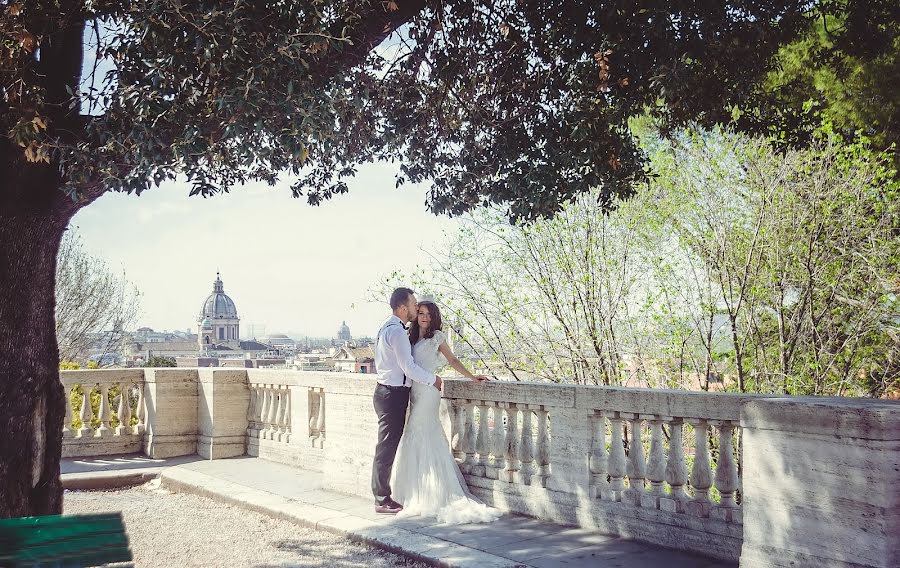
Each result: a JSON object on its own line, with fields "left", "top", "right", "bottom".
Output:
{"left": 437, "top": 341, "right": 490, "bottom": 382}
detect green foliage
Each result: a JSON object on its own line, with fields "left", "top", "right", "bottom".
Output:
{"left": 740, "top": 7, "right": 900, "bottom": 159}
{"left": 143, "top": 356, "right": 176, "bottom": 368}
{"left": 4, "top": 1, "right": 896, "bottom": 221}
{"left": 405, "top": 129, "right": 899, "bottom": 395}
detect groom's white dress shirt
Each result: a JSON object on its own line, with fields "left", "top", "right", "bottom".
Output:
{"left": 375, "top": 315, "right": 436, "bottom": 387}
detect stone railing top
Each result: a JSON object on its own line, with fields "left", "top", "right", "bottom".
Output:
{"left": 443, "top": 379, "right": 769, "bottom": 421}
{"left": 443, "top": 379, "right": 576, "bottom": 408}
{"left": 743, "top": 396, "right": 900, "bottom": 439}
{"left": 245, "top": 368, "right": 363, "bottom": 390}
{"left": 59, "top": 368, "right": 145, "bottom": 387}
{"left": 574, "top": 385, "right": 765, "bottom": 421}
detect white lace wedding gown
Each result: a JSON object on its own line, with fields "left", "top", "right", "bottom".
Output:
{"left": 390, "top": 330, "right": 501, "bottom": 524}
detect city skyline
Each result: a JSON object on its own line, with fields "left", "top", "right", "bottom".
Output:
{"left": 70, "top": 162, "right": 459, "bottom": 338}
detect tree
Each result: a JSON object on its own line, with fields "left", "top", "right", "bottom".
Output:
{"left": 408, "top": 130, "right": 899, "bottom": 395}
{"left": 55, "top": 230, "right": 140, "bottom": 366}
{"left": 739, "top": 6, "right": 900, "bottom": 158}
{"left": 650, "top": 131, "right": 900, "bottom": 395}
{"left": 143, "top": 356, "right": 176, "bottom": 368}
{"left": 0, "top": 0, "right": 895, "bottom": 517}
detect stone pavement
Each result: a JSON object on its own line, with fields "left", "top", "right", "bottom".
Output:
{"left": 62, "top": 455, "right": 735, "bottom": 568}
{"left": 60, "top": 454, "right": 204, "bottom": 490}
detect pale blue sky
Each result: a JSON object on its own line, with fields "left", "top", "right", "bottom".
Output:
{"left": 69, "top": 164, "right": 458, "bottom": 338}
{"left": 71, "top": 23, "right": 459, "bottom": 338}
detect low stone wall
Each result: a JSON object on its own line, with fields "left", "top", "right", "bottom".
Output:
{"left": 58, "top": 368, "right": 900, "bottom": 568}
{"left": 739, "top": 397, "right": 900, "bottom": 568}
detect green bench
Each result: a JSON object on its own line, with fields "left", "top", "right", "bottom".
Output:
{"left": 0, "top": 512, "right": 132, "bottom": 567}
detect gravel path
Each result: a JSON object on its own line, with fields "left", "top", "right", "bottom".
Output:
{"left": 64, "top": 481, "right": 429, "bottom": 568}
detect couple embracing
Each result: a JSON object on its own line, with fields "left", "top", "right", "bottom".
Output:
{"left": 371, "top": 287, "right": 501, "bottom": 524}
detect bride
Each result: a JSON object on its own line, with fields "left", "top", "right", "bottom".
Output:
{"left": 390, "top": 300, "right": 502, "bottom": 524}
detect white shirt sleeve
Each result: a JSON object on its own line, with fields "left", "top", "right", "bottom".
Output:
{"left": 386, "top": 326, "right": 436, "bottom": 386}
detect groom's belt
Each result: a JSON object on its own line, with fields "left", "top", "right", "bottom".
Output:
{"left": 376, "top": 381, "right": 410, "bottom": 389}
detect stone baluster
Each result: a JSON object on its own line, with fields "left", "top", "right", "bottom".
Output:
{"left": 686, "top": 418, "right": 713, "bottom": 517}
{"left": 474, "top": 401, "right": 491, "bottom": 475}
{"left": 63, "top": 386, "right": 73, "bottom": 438}
{"left": 308, "top": 387, "right": 318, "bottom": 441}
{"left": 261, "top": 386, "right": 272, "bottom": 439}
{"left": 589, "top": 411, "right": 608, "bottom": 499}
{"left": 642, "top": 416, "right": 666, "bottom": 509}
{"left": 271, "top": 387, "right": 281, "bottom": 435}
{"left": 115, "top": 388, "right": 132, "bottom": 436}
{"left": 77, "top": 388, "right": 92, "bottom": 438}
{"left": 247, "top": 385, "right": 259, "bottom": 436}
{"left": 712, "top": 421, "right": 739, "bottom": 522}
{"left": 282, "top": 390, "right": 292, "bottom": 443}
{"left": 624, "top": 414, "right": 646, "bottom": 505}
{"left": 488, "top": 404, "right": 507, "bottom": 479}
{"left": 518, "top": 406, "right": 535, "bottom": 482}
{"left": 255, "top": 386, "right": 266, "bottom": 436}
{"left": 535, "top": 407, "right": 550, "bottom": 486}
{"left": 607, "top": 413, "right": 627, "bottom": 501}
{"left": 451, "top": 401, "right": 466, "bottom": 461}
{"left": 135, "top": 385, "right": 146, "bottom": 435}
{"left": 314, "top": 390, "right": 325, "bottom": 447}
{"left": 255, "top": 385, "right": 265, "bottom": 435}
{"left": 504, "top": 403, "right": 521, "bottom": 482}
{"left": 257, "top": 386, "right": 269, "bottom": 437}
{"left": 462, "top": 401, "right": 478, "bottom": 472}
{"left": 275, "top": 387, "right": 288, "bottom": 442}
{"left": 266, "top": 386, "right": 280, "bottom": 440}
{"left": 661, "top": 418, "right": 688, "bottom": 513}
{"left": 96, "top": 383, "right": 112, "bottom": 437}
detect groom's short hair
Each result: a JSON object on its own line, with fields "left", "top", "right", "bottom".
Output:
{"left": 389, "top": 287, "right": 415, "bottom": 310}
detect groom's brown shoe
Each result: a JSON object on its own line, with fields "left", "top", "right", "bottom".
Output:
{"left": 375, "top": 499, "right": 403, "bottom": 514}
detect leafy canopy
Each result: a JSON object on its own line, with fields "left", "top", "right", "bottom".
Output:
{"left": 3, "top": 1, "right": 897, "bottom": 220}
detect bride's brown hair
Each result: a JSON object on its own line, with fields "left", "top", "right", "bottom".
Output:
{"left": 409, "top": 301, "right": 442, "bottom": 345}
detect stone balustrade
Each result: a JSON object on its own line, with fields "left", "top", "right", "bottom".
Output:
{"left": 244, "top": 369, "right": 327, "bottom": 470}
{"left": 56, "top": 368, "right": 899, "bottom": 568}
{"left": 60, "top": 369, "right": 147, "bottom": 458}
{"left": 440, "top": 382, "right": 757, "bottom": 560}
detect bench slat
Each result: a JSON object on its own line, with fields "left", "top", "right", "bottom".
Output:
{"left": 0, "top": 512, "right": 132, "bottom": 566}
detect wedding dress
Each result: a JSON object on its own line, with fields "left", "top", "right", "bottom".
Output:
{"left": 390, "top": 330, "right": 501, "bottom": 524}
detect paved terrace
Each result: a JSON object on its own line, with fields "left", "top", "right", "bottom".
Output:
{"left": 57, "top": 369, "right": 900, "bottom": 568}
{"left": 62, "top": 455, "right": 731, "bottom": 568}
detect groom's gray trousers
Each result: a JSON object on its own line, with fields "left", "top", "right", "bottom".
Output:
{"left": 372, "top": 383, "right": 410, "bottom": 505}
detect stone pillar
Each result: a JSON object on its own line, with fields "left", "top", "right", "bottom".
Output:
{"left": 545, "top": 406, "right": 591, "bottom": 500}
{"left": 740, "top": 397, "right": 900, "bottom": 568}
{"left": 321, "top": 374, "right": 381, "bottom": 497}
{"left": 197, "top": 368, "right": 249, "bottom": 459}
{"left": 143, "top": 369, "right": 199, "bottom": 458}
{"left": 288, "top": 384, "right": 311, "bottom": 446}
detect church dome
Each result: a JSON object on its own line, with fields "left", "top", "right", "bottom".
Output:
{"left": 336, "top": 320, "right": 351, "bottom": 341}
{"left": 200, "top": 273, "right": 239, "bottom": 319}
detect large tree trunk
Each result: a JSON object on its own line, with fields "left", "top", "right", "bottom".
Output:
{"left": 0, "top": 147, "right": 79, "bottom": 518}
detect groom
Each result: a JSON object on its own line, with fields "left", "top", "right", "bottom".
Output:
{"left": 372, "top": 287, "right": 443, "bottom": 514}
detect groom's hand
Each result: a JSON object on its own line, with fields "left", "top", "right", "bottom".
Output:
{"left": 434, "top": 376, "right": 443, "bottom": 391}
{"left": 472, "top": 375, "right": 490, "bottom": 382}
